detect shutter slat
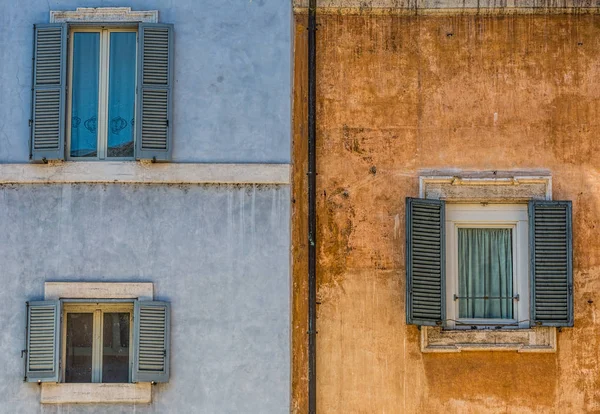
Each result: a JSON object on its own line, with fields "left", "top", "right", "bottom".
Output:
{"left": 406, "top": 198, "right": 445, "bottom": 326}
{"left": 529, "top": 200, "right": 573, "bottom": 327}
{"left": 26, "top": 301, "right": 60, "bottom": 382}
{"left": 136, "top": 24, "right": 173, "bottom": 161}
{"left": 31, "top": 24, "right": 66, "bottom": 161}
{"left": 133, "top": 301, "right": 170, "bottom": 383}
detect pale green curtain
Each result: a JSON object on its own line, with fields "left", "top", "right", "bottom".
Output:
{"left": 458, "top": 228, "right": 513, "bottom": 319}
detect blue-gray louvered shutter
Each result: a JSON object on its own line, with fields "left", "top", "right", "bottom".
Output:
{"left": 406, "top": 198, "right": 445, "bottom": 326}
{"left": 136, "top": 24, "right": 173, "bottom": 161}
{"left": 25, "top": 301, "right": 60, "bottom": 382}
{"left": 529, "top": 200, "right": 573, "bottom": 327}
{"left": 133, "top": 301, "right": 170, "bottom": 383}
{"left": 30, "top": 24, "right": 67, "bottom": 161}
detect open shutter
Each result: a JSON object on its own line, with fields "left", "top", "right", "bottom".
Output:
{"left": 529, "top": 200, "right": 573, "bottom": 327}
{"left": 406, "top": 198, "right": 445, "bottom": 326}
{"left": 133, "top": 301, "right": 170, "bottom": 383}
{"left": 25, "top": 301, "right": 60, "bottom": 382}
{"left": 136, "top": 23, "right": 173, "bottom": 161}
{"left": 30, "top": 24, "right": 67, "bottom": 161}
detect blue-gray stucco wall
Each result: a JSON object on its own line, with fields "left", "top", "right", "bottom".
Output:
{"left": 0, "top": 0, "right": 291, "bottom": 163}
{"left": 0, "top": 184, "right": 290, "bottom": 413}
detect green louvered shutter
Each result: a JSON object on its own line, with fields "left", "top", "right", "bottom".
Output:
{"left": 133, "top": 301, "right": 170, "bottom": 383}
{"left": 529, "top": 201, "right": 573, "bottom": 327}
{"left": 25, "top": 301, "right": 60, "bottom": 382}
{"left": 30, "top": 24, "right": 67, "bottom": 161}
{"left": 136, "top": 24, "right": 173, "bottom": 161}
{"left": 406, "top": 198, "right": 446, "bottom": 326}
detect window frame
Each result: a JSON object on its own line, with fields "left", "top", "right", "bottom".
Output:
{"left": 66, "top": 26, "right": 138, "bottom": 161}
{"left": 61, "top": 302, "right": 134, "bottom": 383}
{"left": 445, "top": 203, "right": 530, "bottom": 330}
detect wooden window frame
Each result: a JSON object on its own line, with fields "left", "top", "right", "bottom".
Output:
{"left": 66, "top": 27, "right": 138, "bottom": 161}
{"left": 61, "top": 302, "right": 134, "bottom": 383}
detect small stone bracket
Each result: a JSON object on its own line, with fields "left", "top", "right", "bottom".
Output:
{"left": 421, "top": 326, "right": 557, "bottom": 353}
{"left": 50, "top": 7, "right": 158, "bottom": 24}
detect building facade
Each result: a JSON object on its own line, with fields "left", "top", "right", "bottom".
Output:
{"left": 292, "top": 1, "right": 600, "bottom": 413}
{"left": 0, "top": 0, "right": 291, "bottom": 412}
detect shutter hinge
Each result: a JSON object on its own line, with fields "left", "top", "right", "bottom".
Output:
{"left": 163, "top": 349, "right": 167, "bottom": 357}
{"left": 21, "top": 349, "right": 27, "bottom": 358}
{"left": 28, "top": 119, "right": 32, "bottom": 127}
{"left": 569, "top": 285, "right": 573, "bottom": 295}
{"left": 165, "top": 120, "right": 169, "bottom": 127}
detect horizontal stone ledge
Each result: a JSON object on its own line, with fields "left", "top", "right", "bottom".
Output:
{"left": 41, "top": 383, "right": 151, "bottom": 404}
{"left": 0, "top": 162, "right": 290, "bottom": 185}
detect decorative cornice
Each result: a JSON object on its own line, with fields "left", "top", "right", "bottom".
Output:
{"left": 50, "top": 7, "right": 158, "bottom": 24}
{"left": 419, "top": 173, "right": 552, "bottom": 201}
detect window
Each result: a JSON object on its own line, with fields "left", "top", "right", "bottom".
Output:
{"left": 30, "top": 22, "right": 173, "bottom": 162}
{"left": 63, "top": 303, "right": 133, "bottom": 383}
{"left": 25, "top": 299, "right": 170, "bottom": 386}
{"left": 405, "top": 198, "right": 573, "bottom": 329}
{"left": 445, "top": 204, "right": 529, "bottom": 329}
{"left": 68, "top": 29, "right": 137, "bottom": 159}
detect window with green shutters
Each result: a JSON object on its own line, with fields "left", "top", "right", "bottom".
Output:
{"left": 30, "top": 22, "right": 173, "bottom": 162}
{"left": 405, "top": 197, "right": 573, "bottom": 329}
{"left": 25, "top": 300, "right": 170, "bottom": 384}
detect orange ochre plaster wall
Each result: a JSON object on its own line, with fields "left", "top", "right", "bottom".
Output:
{"left": 292, "top": 10, "right": 600, "bottom": 414}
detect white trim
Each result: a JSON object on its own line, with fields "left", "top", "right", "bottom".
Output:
{"left": 0, "top": 162, "right": 290, "bottom": 185}
{"left": 445, "top": 204, "right": 529, "bottom": 329}
{"left": 44, "top": 282, "right": 153, "bottom": 301}
{"left": 51, "top": 8, "right": 158, "bottom": 24}
{"left": 41, "top": 383, "right": 151, "bottom": 404}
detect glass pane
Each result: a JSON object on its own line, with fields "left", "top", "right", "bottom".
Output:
{"left": 102, "top": 312, "right": 130, "bottom": 383}
{"left": 65, "top": 313, "right": 94, "bottom": 383}
{"left": 107, "top": 32, "right": 136, "bottom": 158}
{"left": 458, "top": 228, "right": 514, "bottom": 319}
{"left": 70, "top": 32, "right": 100, "bottom": 158}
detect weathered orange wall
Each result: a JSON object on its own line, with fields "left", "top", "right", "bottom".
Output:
{"left": 292, "top": 11, "right": 600, "bottom": 413}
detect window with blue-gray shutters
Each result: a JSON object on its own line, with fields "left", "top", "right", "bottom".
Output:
{"left": 24, "top": 300, "right": 170, "bottom": 383}
{"left": 30, "top": 22, "right": 173, "bottom": 162}
{"left": 405, "top": 197, "right": 573, "bottom": 328}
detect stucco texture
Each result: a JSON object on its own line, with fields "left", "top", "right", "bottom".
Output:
{"left": 0, "top": 0, "right": 291, "bottom": 163}
{"left": 292, "top": 11, "right": 600, "bottom": 413}
{"left": 0, "top": 184, "right": 290, "bottom": 413}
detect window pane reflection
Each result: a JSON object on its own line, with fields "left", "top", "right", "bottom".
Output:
{"left": 102, "top": 312, "right": 130, "bottom": 383}
{"left": 65, "top": 313, "right": 93, "bottom": 383}
{"left": 70, "top": 32, "right": 100, "bottom": 157}
{"left": 107, "top": 32, "right": 136, "bottom": 158}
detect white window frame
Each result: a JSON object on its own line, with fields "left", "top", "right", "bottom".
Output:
{"left": 445, "top": 203, "right": 529, "bottom": 329}
{"left": 61, "top": 302, "right": 134, "bottom": 383}
{"left": 66, "top": 26, "right": 138, "bottom": 161}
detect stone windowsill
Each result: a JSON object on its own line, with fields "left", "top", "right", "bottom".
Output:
{"left": 41, "top": 383, "right": 152, "bottom": 404}
{"left": 421, "top": 326, "right": 557, "bottom": 353}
